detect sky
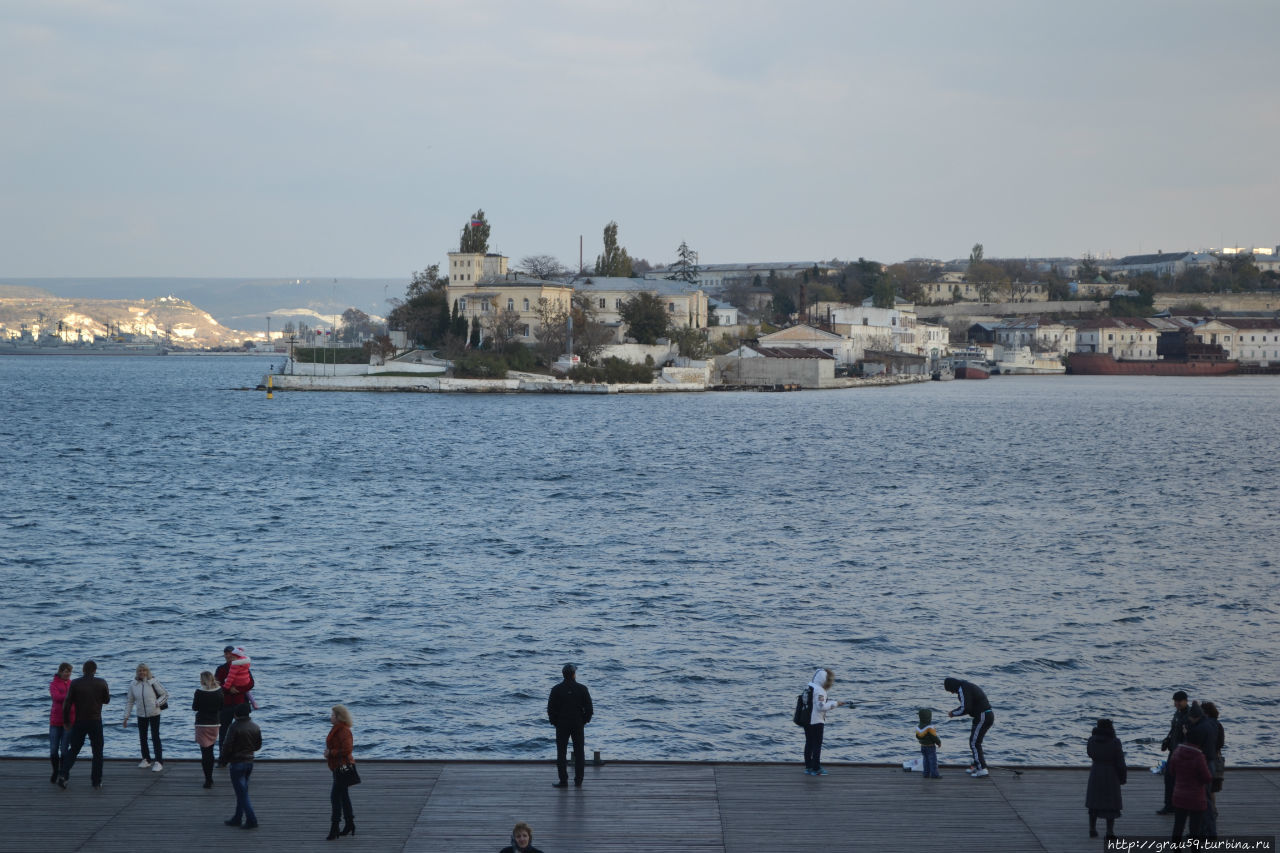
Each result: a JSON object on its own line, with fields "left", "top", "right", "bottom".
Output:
{"left": 3, "top": 0, "right": 1278, "bottom": 278}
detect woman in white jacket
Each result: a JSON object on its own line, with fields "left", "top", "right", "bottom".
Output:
{"left": 123, "top": 663, "right": 169, "bottom": 771}
{"left": 803, "top": 668, "right": 845, "bottom": 776}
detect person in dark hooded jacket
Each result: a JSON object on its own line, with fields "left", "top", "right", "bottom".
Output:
{"left": 1182, "top": 702, "right": 1218, "bottom": 838}
{"left": 944, "top": 677, "right": 993, "bottom": 777}
{"left": 1085, "top": 718, "right": 1126, "bottom": 840}
{"left": 1168, "top": 741, "right": 1210, "bottom": 842}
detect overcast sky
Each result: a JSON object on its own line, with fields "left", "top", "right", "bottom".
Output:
{"left": 3, "top": 0, "right": 1277, "bottom": 278}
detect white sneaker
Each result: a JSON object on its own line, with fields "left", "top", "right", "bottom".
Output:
{"left": 138, "top": 760, "right": 153, "bottom": 768}
{"left": 151, "top": 762, "right": 163, "bottom": 772}
{"left": 971, "top": 768, "right": 989, "bottom": 778}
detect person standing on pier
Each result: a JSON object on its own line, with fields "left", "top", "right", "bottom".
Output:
{"left": 1085, "top": 718, "right": 1126, "bottom": 840}
{"left": 221, "top": 703, "right": 262, "bottom": 829}
{"left": 547, "top": 663, "right": 593, "bottom": 788}
{"left": 944, "top": 676, "right": 994, "bottom": 778}
{"left": 215, "top": 645, "right": 255, "bottom": 758}
{"left": 1157, "top": 690, "right": 1191, "bottom": 814}
{"left": 803, "top": 668, "right": 846, "bottom": 776}
{"left": 57, "top": 660, "right": 110, "bottom": 790}
{"left": 325, "top": 704, "right": 358, "bottom": 840}
{"left": 48, "top": 662, "right": 74, "bottom": 784}
{"left": 193, "top": 671, "right": 223, "bottom": 788}
{"left": 122, "top": 663, "right": 169, "bottom": 772}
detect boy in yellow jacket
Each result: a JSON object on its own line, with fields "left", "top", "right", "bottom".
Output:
{"left": 916, "top": 708, "right": 942, "bottom": 778}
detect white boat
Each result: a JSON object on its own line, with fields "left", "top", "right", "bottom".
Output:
{"left": 991, "top": 346, "right": 1065, "bottom": 375}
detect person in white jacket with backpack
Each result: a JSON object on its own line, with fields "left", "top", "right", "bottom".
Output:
{"left": 803, "top": 668, "right": 846, "bottom": 776}
{"left": 123, "top": 663, "right": 170, "bottom": 771}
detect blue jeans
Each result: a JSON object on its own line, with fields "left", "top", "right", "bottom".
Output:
{"left": 920, "top": 745, "right": 939, "bottom": 776}
{"left": 229, "top": 762, "right": 257, "bottom": 825}
{"left": 49, "top": 725, "right": 71, "bottom": 765}
{"left": 803, "top": 723, "right": 824, "bottom": 771}
{"left": 60, "top": 720, "right": 105, "bottom": 786}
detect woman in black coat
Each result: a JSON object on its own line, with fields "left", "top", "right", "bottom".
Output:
{"left": 1085, "top": 718, "right": 1127, "bottom": 840}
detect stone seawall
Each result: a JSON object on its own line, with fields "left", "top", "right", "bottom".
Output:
{"left": 263, "top": 374, "right": 707, "bottom": 393}
{"left": 261, "top": 373, "right": 931, "bottom": 394}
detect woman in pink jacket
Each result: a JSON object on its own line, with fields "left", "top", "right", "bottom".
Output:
{"left": 48, "top": 662, "right": 74, "bottom": 783}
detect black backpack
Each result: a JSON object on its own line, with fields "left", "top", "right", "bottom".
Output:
{"left": 792, "top": 686, "right": 813, "bottom": 727}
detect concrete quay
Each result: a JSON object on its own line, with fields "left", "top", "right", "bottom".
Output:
{"left": 4, "top": 758, "right": 1277, "bottom": 852}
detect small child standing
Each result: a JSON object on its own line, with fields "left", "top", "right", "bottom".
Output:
{"left": 916, "top": 708, "right": 942, "bottom": 778}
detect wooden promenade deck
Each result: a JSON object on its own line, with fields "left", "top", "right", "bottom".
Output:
{"left": 4, "top": 758, "right": 1276, "bottom": 852}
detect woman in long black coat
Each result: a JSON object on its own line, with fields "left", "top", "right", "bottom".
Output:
{"left": 1085, "top": 718, "right": 1127, "bottom": 840}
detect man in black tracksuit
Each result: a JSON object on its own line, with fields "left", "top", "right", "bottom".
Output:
{"left": 945, "top": 676, "right": 994, "bottom": 777}
{"left": 547, "top": 663, "right": 593, "bottom": 788}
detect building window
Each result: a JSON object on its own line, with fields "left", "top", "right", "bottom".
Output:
{"left": 520, "top": 324, "right": 530, "bottom": 337}
{"left": 507, "top": 298, "right": 514, "bottom": 310}
{"left": 599, "top": 298, "right": 606, "bottom": 309}
{"left": 668, "top": 303, "right": 676, "bottom": 312}
{"left": 481, "top": 301, "right": 489, "bottom": 312}
{"left": 523, "top": 298, "right": 530, "bottom": 311}
{"left": 615, "top": 299, "right": 622, "bottom": 309}
{"left": 459, "top": 299, "right": 467, "bottom": 311}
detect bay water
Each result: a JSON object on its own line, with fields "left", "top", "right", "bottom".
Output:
{"left": 1, "top": 356, "right": 1276, "bottom": 767}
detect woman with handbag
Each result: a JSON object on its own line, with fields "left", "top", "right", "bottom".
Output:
{"left": 192, "top": 671, "right": 223, "bottom": 788}
{"left": 123, "top": 663, "right": 169, "bottom": 772}
{"left": 324, "top": 704, "right": 358, "bottom": 840}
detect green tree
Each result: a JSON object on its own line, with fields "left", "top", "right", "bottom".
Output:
{"left": 871, "top": 276, "right": 897, "bottom": 309}
{"left": 339, "top": 307, "right": 375, "bottom": 343}
{"left": 469, "top": 315, "right": 482, "bottom": 348}
{"left": 594, "top": 221, "right": 633, "bottom": 277}
{"left": 1078, "top": 254, "right": 1103, "bottom": 282}
{"left": 451, "top": 300, "right": 468, "bottom": 339}
{"left": 387, "top": 264, "right": 453, "bottom": 347}
{"left": 671, "top": 326, "right": 708, "bottom": 359}
{"left": 619, "top": 291, "right": 670, "bottom": 344}
{"left": 407, "top": 264, "right": 444, "bottom": 298}
{"left": 666, "top": 241, "right": 700, "bottom": 284}
{"left": 459, "top": 210, "right": 490, "bottom": 253}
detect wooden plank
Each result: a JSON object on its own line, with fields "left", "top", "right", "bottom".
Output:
{"left": 0, "top": 759, "right": 1276, "bottom": 853}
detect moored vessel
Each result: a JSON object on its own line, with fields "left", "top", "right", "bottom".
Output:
{"left": 1067, "top": 331, "right": 1236, "bottom": 376}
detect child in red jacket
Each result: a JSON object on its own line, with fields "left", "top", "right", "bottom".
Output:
{"left": 221, "top": 648, "right": 253, "bottom": 695}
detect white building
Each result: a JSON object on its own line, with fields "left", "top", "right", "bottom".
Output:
{"left": 1074, "top": 318, "right": 1159, "bottom": 359}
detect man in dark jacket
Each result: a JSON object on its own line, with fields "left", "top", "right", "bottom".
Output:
{"left": 215, "top": 644, "right": 254, "bottom": 757}
{"left": 944, "top": 676, "right": 994, "bottom": 777}
{"left": 221, "top": 704, "right": 262, "bottom": 829}
{"left": 58, "top": 660, "right": 111, "bottom": 789}
{"left": 1158, "top": 690, "right": 1190, "bottom": 814}
{"left": 547, "top": 663, "right": 593, "bottom": 788}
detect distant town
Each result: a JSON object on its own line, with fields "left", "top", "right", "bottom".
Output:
{"left": 4, "top": 215, "right": 1279, "bottom": 389}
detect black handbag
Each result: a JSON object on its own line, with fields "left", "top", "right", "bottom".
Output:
{"left": 335, "top": 763, "right": 361, "bottom": 787}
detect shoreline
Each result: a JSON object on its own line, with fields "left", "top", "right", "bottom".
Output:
{"left": 254, "top": 372, "right": 934, "bottom": 393}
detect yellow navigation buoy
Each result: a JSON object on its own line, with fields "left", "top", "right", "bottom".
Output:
{"left": 267, "top": 374, "right": 274, "bottom": 399}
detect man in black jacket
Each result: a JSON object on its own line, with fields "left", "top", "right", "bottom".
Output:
{"left": 547, "top": 663, "right": 593, "bottom": 788}
{"left": 1157, "top": 690, "right": 1190, "bottom": 814}
{"left": 221, "top": 704, "right": 262, "bottom": 829}
{"left": 58, "top": 660, "right": 111, "bottom": 789}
